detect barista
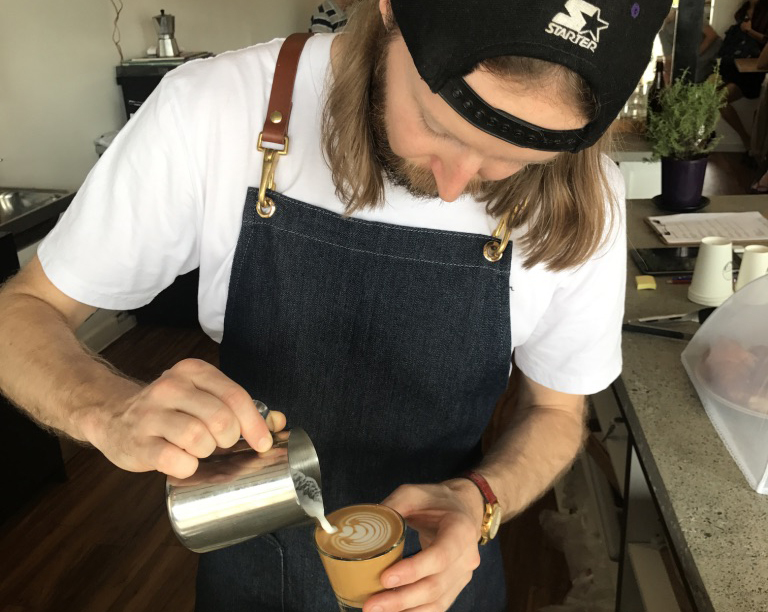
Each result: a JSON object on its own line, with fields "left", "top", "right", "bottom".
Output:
{"left": 0, "top": 0, "right": 670, "bottom": 610}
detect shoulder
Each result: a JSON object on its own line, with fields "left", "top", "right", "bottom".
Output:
{"left": 160, "top": 38, "right": 286, "bottom": 100}
{"left": 153, "top": 35, "right": 333, "bottom": 118}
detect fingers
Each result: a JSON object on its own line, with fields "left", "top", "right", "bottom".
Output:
{"left": 381, "top": 483, "right": 435, "bottom": 518}
{"left": 153, "top": 410, "right": 218, "bottom": 459}
{"left": 364, "top": 570, "right": 473, "bottom": 612}
{"left": 368, "top": 483, "right": 483, "bottom": 611}
{"left": 162, "top": 359, "right": 273, "bottom": 452}
{"left": 382, "top": 520, "right": 478, "bottom": 588}
{"left": 141, "top": 436, "right": 200, "bottom": 479}
{"left": 97, "top": 359, "right": 282, "bottom": 479}
{"left": 266, "top": 410, "right": 287, "bottom": 432}
{"left": 151, "top": 382, "right": 241, "bottom": 449}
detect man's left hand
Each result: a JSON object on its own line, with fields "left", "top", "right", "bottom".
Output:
{"left": 363, "top": 479, "right": 486, "bottom": 612}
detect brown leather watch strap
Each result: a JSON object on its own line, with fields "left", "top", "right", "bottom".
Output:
{"left": 260, "top": 32, "right": 313, "bottom": 149}
{"left": 460, "top": 471, "right": 498, "bottom": 505}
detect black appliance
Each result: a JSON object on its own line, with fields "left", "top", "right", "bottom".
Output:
{"left": 116, "top": 54, "right": 212, "bottom": 118}
{"left": 0, "top": 231, "right": 66, "bottom": 524}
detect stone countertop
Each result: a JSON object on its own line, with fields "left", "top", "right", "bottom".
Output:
{"left": 621, "top": 196, "right": 768, "bottom": 612}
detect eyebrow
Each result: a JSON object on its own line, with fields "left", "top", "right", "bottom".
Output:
{"left": 419, "top": 101, "right": 557, "bottom": 165}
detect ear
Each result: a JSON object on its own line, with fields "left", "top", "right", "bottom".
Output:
{"left": 378, "top": 0, "right": 392, "bottom": 24}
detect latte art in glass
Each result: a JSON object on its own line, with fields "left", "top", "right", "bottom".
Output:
{"left": 315, "top": 504, "right": 404, "bottom": 560}
{"left": 331, "top": 511, "right": 394, "bottom": 554}
{"left": 315, "top": 504, "right": 406, "bottom": 607}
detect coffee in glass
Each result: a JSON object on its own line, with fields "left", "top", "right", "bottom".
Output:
{"left": 314, "top": 504, "right": 406, "bottom": 611}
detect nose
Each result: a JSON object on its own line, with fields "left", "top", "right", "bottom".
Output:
{"left": 430, "top": 152, "right": 483, "bottom": 202}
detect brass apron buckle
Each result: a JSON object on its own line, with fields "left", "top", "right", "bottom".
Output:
{"left": 256, "top": 133, "right": 289, "bottom": 218}
{"left": 484, "top": 214, "right": 512, "bottom": 262}
{"left": 484, "top": 201, "right": 525, "bottom": 263}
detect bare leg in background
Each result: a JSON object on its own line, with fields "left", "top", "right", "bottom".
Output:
{"left": 719, "top": 82, "right": 752, "bottom": 152}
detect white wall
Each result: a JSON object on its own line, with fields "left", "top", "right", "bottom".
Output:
{"left": 711, "top": 0, "right": 741, "bottom": 35}
{"left": 0, "top": 0, "right": 317, "bottom": 191}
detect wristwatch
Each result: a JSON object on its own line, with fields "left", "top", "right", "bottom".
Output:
{"left": 460, "top": 471, "right": 502, "bottom": 545}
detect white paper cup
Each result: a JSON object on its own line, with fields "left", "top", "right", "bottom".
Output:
{"left": 735, "top": 244, "right": 768, "bottom": 291}
{"left": 688, "top": 236, "right": 734, "bottom": 306}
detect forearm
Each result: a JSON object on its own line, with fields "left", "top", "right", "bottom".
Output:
{"left": 748, "top": 28, "right": 767, "bottom": 43}
{"left": 478, "top": 402, "right": 585, "bottom": 519}
{"left": 0, "top": 291, "right": 140, "bottom": 442}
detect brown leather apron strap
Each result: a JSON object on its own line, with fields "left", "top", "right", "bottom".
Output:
{"left": 259, "top": 32, "right": 314, "bottom": 150}
{"left": 256, "top": 32, "right": 314, "bottom": 218}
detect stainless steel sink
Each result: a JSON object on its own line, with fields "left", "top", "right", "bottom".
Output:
{"left": 0, "top": 188, "right": 73, "bottom": 236}
{"left": 0, "top": 189, "right": 69, "bottom": 224}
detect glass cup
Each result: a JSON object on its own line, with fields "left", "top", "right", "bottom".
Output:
{"left": 314, "top": 503, "right": 406, "bottom": 611}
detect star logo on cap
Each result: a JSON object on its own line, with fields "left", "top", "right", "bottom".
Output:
{"left": 579, "top": 7, "right": 609, "bottom": 42}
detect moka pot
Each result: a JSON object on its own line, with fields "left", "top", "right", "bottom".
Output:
{"left": 153, "top": 9, "right": 180, "bottom": 57}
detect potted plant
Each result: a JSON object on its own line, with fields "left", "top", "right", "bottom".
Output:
{"left": 646, "top": 67, "right": 728, "bottom": 211}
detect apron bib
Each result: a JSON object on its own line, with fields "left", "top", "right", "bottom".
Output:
{"left": 196, "top": 188, "right": 512, "bottom": 611}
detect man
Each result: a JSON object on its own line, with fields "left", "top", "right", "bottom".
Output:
{"left": 0, "top": 1, "right": 670, "bottom": 610}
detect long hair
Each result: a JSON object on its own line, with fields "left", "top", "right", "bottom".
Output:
{"left": 321, "top": 0, "right": 617, "bottom": 271}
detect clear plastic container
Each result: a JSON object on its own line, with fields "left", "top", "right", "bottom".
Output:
{"left": 681, "top": 275, "right": 768, "bottom": 493}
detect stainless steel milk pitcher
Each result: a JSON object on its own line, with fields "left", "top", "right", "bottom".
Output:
{"left": 166, "top": 424, "right": 322, "bottom": 553}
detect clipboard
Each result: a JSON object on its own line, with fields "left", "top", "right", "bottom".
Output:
{"left": 645, "top": 211, "right": 768, "bottom": 245}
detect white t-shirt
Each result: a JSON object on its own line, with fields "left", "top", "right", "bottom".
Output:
{"left": 39, "top": 34, "right": 627, "bottom": 395}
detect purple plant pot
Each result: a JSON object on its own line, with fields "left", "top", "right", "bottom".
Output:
{"left": 660, "top": 156, "right": 708, "bottom": 211}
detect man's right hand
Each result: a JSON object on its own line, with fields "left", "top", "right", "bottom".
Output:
{"left": 0, "top": 258, "right": 284, "bottom": 480}
{"left": 80, "top": 358, "right": 285, "bottom": 479}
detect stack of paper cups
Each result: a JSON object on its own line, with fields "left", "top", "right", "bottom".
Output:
{"left": 735, "top": 245, "right": 768, "bottom": 291}
{"left": 688, "top": 236, "right": 734, "bottom": 306}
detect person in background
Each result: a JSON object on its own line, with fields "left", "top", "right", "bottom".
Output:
{"left": 0, "top": 1, "right": 671, "bottom": 610}
{"left": 659, "top": 8, "right": 722, "bottom": 84}
{"left": 717, "top": 0, "right": 768, "bottom": 154}
{"left": 749, "top": 168, "right": 768, "bottom": 191}
{"left": 745, "top": 35, "right": 768, "bottom": 191}
{"left": 310, "top": 0, "right": 349, "bottom": 33}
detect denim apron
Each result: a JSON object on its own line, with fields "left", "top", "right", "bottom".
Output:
{"left": 196, "top": 188, "right": 512, "bottom": 611}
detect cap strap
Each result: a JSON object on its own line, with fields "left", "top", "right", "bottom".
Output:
{"left": 437, "top": 77, "right": 592, "bottom": 153}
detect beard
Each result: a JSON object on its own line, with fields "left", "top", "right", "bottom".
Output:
{"left": 368, "top": 37, "right": 492, "bottom": 200}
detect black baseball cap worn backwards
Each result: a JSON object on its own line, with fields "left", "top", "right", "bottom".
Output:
{"left": 390, "top": 0, "right": 672, "bottom": 153}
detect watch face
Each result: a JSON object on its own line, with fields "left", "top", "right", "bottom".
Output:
{"left": 488, "top": 506, "right": 501, "bottom": 540}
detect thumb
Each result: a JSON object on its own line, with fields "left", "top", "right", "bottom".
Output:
{"left": 381, "top": 484, "right": 435, "bottom": 519}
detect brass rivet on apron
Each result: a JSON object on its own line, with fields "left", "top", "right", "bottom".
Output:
{"left": 483, "top": 239, "right": 505, "bottom": 262}
{"left": 257, "top": 198, "right": 276, "bottom": 218}
{"left": 269, "top": 111, "right": 283, "bottom": 124}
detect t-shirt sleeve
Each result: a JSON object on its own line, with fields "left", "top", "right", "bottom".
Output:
{"left": 38, "top": 70, "right": 203, "bottom": 310}
{"left": 514, "top": 160, "right": 627, "bottom": 395}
